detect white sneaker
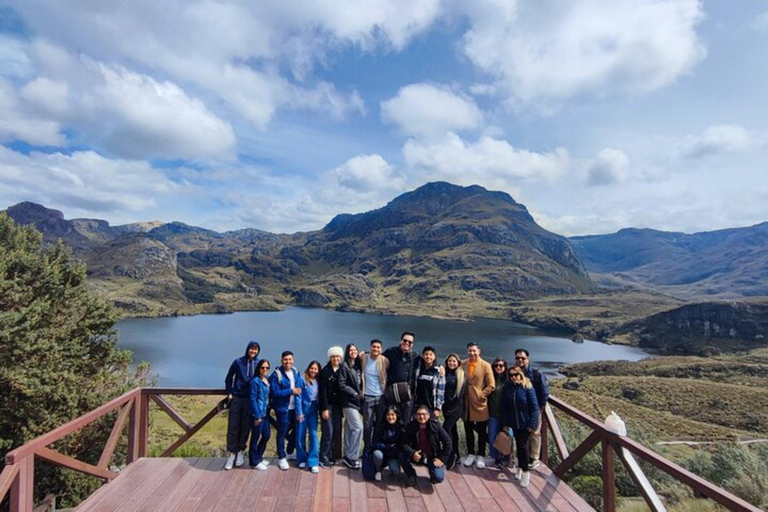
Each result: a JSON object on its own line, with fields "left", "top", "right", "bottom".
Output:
{"left": 255, "top": 461, "right": 269, "bottom": 471}
{"left": 475, "top": 457, "right": 486, "bottom": 469}
{"left": 278, "top": 458, "right": 289, "bottom": 470}
{"left": 530, "top": 459, "right": 541, "bottom": 469}
{"left": 374, "top": 471, "right": 382, "bottom": 482}
{"left": 311, "top": 466, "right": 319, "bottom": 474}
{"left": 224, "top": 453, "right": 235, "bottom": 470}
{"left": 462, "top": 454, "right": 476, "bottom": 467}
{"left": 299, "top": 462, "right": 307, "bottom": 469}
{"left": 235, "top": 451, "right": 244, "bottom": 467}
{"left": 286, "top": 451, "right": 297, "bottom": 461}
{"left": 520, "top": 471, "right": 530, "bottom": 487}
{"left": 514, "top": 468, "right": 522, "bottom": 480}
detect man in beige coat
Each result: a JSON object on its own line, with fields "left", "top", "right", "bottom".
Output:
{"left": 461, "top": 342, "right": 494, "bottom": 469}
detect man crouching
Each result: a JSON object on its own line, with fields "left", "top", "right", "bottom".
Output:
{"left": 399, "top": 404, "right": 452, "bottom": 486}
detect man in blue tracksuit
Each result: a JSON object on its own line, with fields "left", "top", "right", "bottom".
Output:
{"left": 270, "top": 350, "right": 304, "bottom": 470}
{"left": 224, "top": 340, "right": 261, "bottom": 470}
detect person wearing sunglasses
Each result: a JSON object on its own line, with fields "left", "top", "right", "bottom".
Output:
{"left": 248, "top": 359, "right": 272, "bottom": 470}
{"left": 223, "top": 340, "right": 261, "bottom": 470}
{"left": 514, "top": 348, "right": 549, "bottom": 469}
{"left": 382, "top": 331, "right": 419, "bottom": 422}
{"left": 501, "top": 366, "right": 540, "bottom": 488}
{"left": 488, "top": 357, "right": 509, "bottom": 468}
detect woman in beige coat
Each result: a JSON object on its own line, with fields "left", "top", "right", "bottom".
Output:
{"left": 461, "top": 342, "right": 495, "bottom": 469}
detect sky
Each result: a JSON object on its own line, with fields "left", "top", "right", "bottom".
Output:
{"left": 0, "top": 0, "right": 766, "bottom": 236}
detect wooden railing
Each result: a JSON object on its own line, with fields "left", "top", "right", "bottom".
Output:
{"left": 1, "top": 388, "right": 763, "bottom": 512}
{"left": 541, "top": 395, "right": 763, "bottom": 512}
{"left": 0, "top": 388, "right": 227, "bottom": 512}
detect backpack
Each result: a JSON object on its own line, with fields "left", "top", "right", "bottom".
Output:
{"left": 361, "top": 449, "right": 376, "bottom": 481}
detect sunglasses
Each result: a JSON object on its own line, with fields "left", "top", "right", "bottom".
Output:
{"left": 401, "top": 339, "right": 414, "bottom": 345}
{"left": 493, "top": 363, "right": 506, "bottom": 367}
{"left": 515, "top": 356, "right": 527, "bottom": 360}
{"left": 259, "top": 366, "right": 270, "bottom": 370}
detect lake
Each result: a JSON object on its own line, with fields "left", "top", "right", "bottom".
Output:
{"left": 116, "top": 307, "right": 652, "bottom": 387}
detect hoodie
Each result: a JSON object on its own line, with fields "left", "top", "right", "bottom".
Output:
{"left": 224, "top": 341, "right": 261, "bottom": 397}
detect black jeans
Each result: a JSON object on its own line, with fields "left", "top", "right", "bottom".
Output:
{"left": 442, "top": 407, "right": 462, "bottom": 464}
{"left": 514, "top": 429, "right": 531, "bottom": 471}
{"left": 464, "top": 419, "right": 488, "bottom": 456}
{"left": 226, "top": 395, "right": 251, "bottom": 453}
{"left": 320, "top": 404, "right": 343, "bottom": 462}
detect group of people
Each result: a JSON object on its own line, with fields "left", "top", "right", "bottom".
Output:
{"left": 223, "top": 332, "right": 549, "bottom": 488}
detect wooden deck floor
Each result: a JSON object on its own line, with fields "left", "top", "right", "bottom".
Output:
{"left": 74, "top": 457, "right": 596, "bottom": 512}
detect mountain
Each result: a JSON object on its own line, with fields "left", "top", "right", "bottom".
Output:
{"left": 570, "top": 224, "right": 768, "bottom": 298}
{"left": 2, "top": 183, "right": 594, "bottom": 316}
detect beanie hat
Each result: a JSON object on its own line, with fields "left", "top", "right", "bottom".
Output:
{"left": 327, "top": 346, "right": 344, "bottom": 359}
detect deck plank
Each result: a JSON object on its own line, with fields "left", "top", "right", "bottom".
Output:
{"left": 70, "top": 457, "right": 594, "bottom": 512}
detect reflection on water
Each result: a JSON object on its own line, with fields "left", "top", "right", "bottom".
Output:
{"left": 116, "top": 307, "right": 652, "bottom": 387}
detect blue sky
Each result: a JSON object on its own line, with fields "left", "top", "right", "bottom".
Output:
{"left": 0, "top": 0, "right": 766, "bottom": 235}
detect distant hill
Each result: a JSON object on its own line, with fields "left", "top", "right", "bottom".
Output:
{"left": 570, "top": 224, "right": 768, "bottom": 298}
{"left": 2, "top": 183, "right": 595, "bottom": 317}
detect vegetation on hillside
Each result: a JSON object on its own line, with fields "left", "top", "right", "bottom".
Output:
{"left": 0, "top": 213, "right": 150, "bottom": 507}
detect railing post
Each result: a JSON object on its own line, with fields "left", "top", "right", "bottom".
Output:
{"left": 540, "top": 404, "right": 550, "bottom": 465}
{"left": 127, "top": 396, "right": 139, "bottom": 463}
{"left": 602, "top": 437, "right": 616, "bottom": 512}
{"left": 138, "top": 390, "right": 149, "bottom": 458}
{"left": 9, "top": 457, "right": 34, "bottom": 512}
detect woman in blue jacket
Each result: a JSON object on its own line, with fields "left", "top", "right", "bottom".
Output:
{"left": 223, "top": 340, "right": 260, "bottom": 470}
{"left": 501, "top": 365, "right": 540, "bottom": 488}
{"left": 296, "top": 360, "right": 322, "bottom": 474}
{"left": 248, "top": 359, "right": 271, "bottom": 470}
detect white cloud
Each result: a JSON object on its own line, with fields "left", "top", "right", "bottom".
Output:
{"left": 681, "top": 124, "right": 759, "bottom": 159}
{"left": 0, "top": 79, "right": 65, "bottom": 146}
{"left": 20, "top": 77, "right": 69, "bottom": 116}
{"left": 461, "top": 0, "right": 706, "bottom": 106}
{"left": 403, "top": 132, "right": 570, "bottom": 189}
{"left": 381, "top": 83, "right": 484, "bottom": 138}
{"left": 0, "top": 146, "right": 178, "bottom": 213}
{"left": 753, "top": 10, "right": 768, "bottom": 32}
{"left": 326, "top": 154, "right": 405, "bottom": 193}
{"left": 585, "top": 148, "right": 630, "bottom": 186}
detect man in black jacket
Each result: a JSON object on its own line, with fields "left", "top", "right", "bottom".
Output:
{"left": 383, "top": 331, "right": 420, "bottom": 422}
{"left": 515, "top": 348, "right": 550, "bottom": 468}
{"left": 399, "top": 405, "right": 452, "bottom": 486}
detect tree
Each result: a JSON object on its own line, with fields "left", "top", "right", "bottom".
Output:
{"left": 0, "top": 213, "right": 150, "bottom": 506}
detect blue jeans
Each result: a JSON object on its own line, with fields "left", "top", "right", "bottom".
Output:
{"left": 248, "top": 417, "right": 271, "bottom": 466}
{"left": 275, "top": 409, "right": 297, "bottom": 459}
{"left": 488, "top": 417, "right": 508, "bottom": 463}
{"left": 399, "top": 452, "right": 445, "bottom": 484}
{"left": 373, "top": 450, "right": 400, "bottom": 475}
{"left": 297, "top": 402, "right": 319, "bottom": 468}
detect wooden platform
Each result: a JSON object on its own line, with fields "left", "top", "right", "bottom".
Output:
{"left": 73, "top": 457, "right": 595, "bottom": 511}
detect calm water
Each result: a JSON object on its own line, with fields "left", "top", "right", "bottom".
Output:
{"left": 116, "top": 307, "right": 652, "bottom": 387}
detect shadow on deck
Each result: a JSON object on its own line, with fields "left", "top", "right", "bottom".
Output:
{"left": 74, "top": 457, "right": 594, "bottom": 512}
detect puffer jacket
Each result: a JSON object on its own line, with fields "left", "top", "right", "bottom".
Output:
{"left": 500, "top": 382, "right": 539, "bottom": 432}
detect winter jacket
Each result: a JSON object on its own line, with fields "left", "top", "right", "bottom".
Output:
{"left": 269, "top": 366, "right": 304, "bottom": 416}
{"left": 249, "top": 377, "right": 270, "bottom": 419}
{"left": 461, "top": 358, "right": 495, "bottom": 422}
{"left": 488, "top": 372, "right": 507, "bottom": 419}
{"left": 523, "top": 366, "right": 550, "bottom": 412}
{"left": 500, "top": 382, "right": 540, "bottom": 432}
{"left": 224, "top": 341, "right": 261, "bottom": 397}
{"left": 442, "top": 368, "right": 465, "bottom": 416}
{"left": 383, "top": 346, "right": 421, "bottom": 393}
{"left": 401, "top": 419, "right": 452, "bottom": 462}
{"left": 416, "top": 365, "right": 445, "bottom": 412}
{"left": 319, "top": 363, "right": 343, "bottom": 411}
{"left": 372, "top": 422, "right": 404, "bottom": 460}
{"left": 338, "top": 360, "right": 363, "bottom": 410}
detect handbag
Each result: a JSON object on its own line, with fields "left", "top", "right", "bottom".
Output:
{"left": 493, "top": 429, "right": 513, "bottom": 456}
{"left": 385, "top": 381, "right": 412, "bottom": 405}
{"left": 361, "top": 449, "right": 376, "bottom": 481}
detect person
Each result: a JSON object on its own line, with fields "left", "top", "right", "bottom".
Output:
{"left": 399, "top": 405, "right": 452, "bottom": 486}
{"left": 269, "top": 350, "right": 303, "bottom": 470}
{"left": 339, "top": 343, "right": 364, "bottom": 469}
{"left": 382, "top": 331, "right": 420, "bottom": 422}
{"left": 319, "top": 346, "right": 344, "bottom": 468}
{"left": 248, "top": 358, "right": 272, "bottom": 470}
{"left": 461, "top": 342, "right": 494, "bottom": 469}
{"left": 441, "top": 353, "right": 465, "bottom": 470}
{"left": 515, "top": 348, "right": 549, "bottom": 468}
{"left": 359, "top": 339, "right": 388, "bottom": 449}
{"left": 415, "top": 346, "right": 445, "bottom": 419}
{"left": 371, "top": 406, "right": 404, "bottom": 482}
{"left": 223, "top": 340, "right": 261, "bottom": 470}
{"left": 488, "top": 357, "right": 509, "bottom": 468}
{"left": 501, "top": 366, "right": 540, "bottom": 488}
{"left": 296, "top": 360, "right": 322, "bottom": 474}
